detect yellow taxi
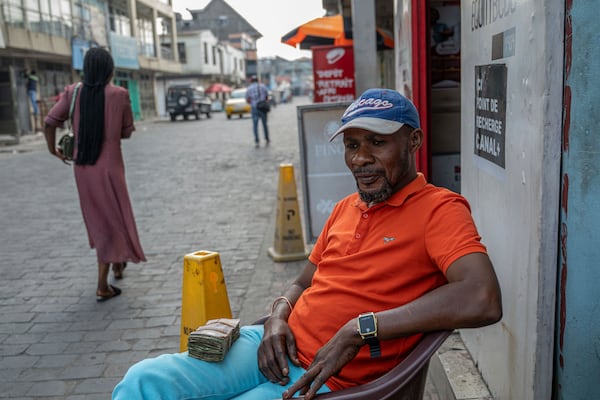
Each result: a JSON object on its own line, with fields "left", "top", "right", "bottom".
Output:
{"left": 225, "top": 88, "right": 251, "bottom": 119}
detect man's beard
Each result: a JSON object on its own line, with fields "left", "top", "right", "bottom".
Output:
{"left": 355, "top": 173, "right": 394, "bottom": 204}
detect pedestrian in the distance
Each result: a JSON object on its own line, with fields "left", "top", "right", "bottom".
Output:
{"left": 25, "top": 69, "right": 40, "bottom": 130}
{"left": 43, "top": 47, "right": 146, "bottom": 302}
{"left": 246, "top": 75, "right": 270, "bottom": 147}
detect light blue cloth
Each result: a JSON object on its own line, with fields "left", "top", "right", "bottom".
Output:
{"left": 28, "top": 89, "right": 39, "bottom": 116}
{"left": 112, "top": 325, "right": 332, "bottom": 400}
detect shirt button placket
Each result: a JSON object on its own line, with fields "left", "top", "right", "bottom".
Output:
{"left": 355, "top": 213, "right": 369, "bottom": 239}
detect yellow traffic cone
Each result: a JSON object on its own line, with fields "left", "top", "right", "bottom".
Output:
{"left": 268, "top": 163, "right": 310, "bottom": 262}
{"left": 179, "top": 250, "right": 232, "bottom": 352}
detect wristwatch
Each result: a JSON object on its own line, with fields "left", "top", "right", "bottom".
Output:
{"left": 357, "top": 312, "right": 381, "bottom": 357}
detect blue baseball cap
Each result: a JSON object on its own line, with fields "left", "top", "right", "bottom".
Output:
{"left": 330, "top": 88, "right": 421, "bottom": 141}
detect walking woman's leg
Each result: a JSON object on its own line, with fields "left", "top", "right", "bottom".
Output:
{"left": 96, "top": 262, "right": 120, "bottom": 301}
{"left": 97, "top": 262, "right": 110, "bottom": 293}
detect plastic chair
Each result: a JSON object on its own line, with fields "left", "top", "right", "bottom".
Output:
{"left": 254, "top": 316, "right": 452, "bottom": 400}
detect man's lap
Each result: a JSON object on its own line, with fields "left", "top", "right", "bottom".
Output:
{"left": 112, "top": 325, "right": 331, "bottom": 400}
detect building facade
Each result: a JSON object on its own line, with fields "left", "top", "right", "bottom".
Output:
{"left": 0, "top": 0, "right": 181, "bottom": 140}
{"left": 156, "top": 27, "right": 246, "bottom": 117}
{"left": 174, "top": 24, "right": 245, "bottom": 86}
{"left": 178, "top": 0, "right": 261, "bottom": 79}
{"left": 258, "top": 56, "right": 313, "bottom": 100}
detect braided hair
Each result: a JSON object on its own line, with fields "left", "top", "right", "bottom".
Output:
{"left": 75, "top": 47, "right": 114, "bottom": 165}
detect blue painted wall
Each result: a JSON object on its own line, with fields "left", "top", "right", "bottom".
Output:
{"left": 556, "top": 1, "right": 600, "bottom": 398}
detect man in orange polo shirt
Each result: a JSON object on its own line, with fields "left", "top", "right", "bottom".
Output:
{"left": 113, "top": 88, "right": 502, "bottom": 400}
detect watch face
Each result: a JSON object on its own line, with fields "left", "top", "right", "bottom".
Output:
{"left": 359, "top": 314, "right": 376, "bottom": 334}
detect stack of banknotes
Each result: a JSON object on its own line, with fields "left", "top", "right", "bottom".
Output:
{"left": 188, "top": 318, "right": 241, "bottom": 362}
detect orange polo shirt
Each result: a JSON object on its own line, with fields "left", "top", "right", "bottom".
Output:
{"left": 287, "top": 173, "right": 487, "bottom": 391}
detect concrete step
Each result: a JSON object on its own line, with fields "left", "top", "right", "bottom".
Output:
{"left": 429, "top": 332, "right": 494, "bottom": 400}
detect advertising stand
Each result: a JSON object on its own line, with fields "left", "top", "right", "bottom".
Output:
{"left": 297, "top": 103, "right": 353, "bottom": 243}
{"left": 294, "top": 44, "right": 357, "bottom": 242}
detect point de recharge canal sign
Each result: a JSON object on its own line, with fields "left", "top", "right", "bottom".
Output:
{"left": 474, "top": 64, "right": 507, "bottom": 168}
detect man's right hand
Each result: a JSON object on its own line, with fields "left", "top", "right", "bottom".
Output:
{"left": 257, "top": 316, "right": 300, "bottom": 385}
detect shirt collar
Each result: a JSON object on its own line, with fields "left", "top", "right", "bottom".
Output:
{"left": 353, "top": 173, "right": 427, "bottom": 211}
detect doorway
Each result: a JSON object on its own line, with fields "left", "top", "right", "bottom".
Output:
{"left": 114, "top": 70, "right": 142, "bottom": 121}
{"left": 428, "top": 0, "right": 462, "bottom": 193}
{"left": 0, "top": 65, "right": 30, "bottom": 140}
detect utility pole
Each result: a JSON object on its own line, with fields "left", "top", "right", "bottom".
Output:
{"left": 217, "top": 15, "right": 228, "bottom": 84}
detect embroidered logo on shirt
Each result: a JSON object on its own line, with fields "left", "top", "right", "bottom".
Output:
{"left": 383, "top": 237, "right": 396, "bottom": 244}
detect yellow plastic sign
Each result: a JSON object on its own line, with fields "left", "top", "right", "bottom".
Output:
{"left": 180, "top": 250, "right": 232, "bottom": 352}
{"left": 268, "top": 164, "right": 309, "bottom": 262}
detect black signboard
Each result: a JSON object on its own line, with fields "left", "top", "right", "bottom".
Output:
{"left": 474, "top": 64, "right": 507, "bottom": 168}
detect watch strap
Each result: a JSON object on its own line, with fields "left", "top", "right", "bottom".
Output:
{"left": 364, "top": 335, "right": 381, "bottom": 357}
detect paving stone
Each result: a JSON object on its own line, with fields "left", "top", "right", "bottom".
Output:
{"left": 0, "top": 312, "right": 35, "bottom": 323}
{"left": 41, "top": 331, "right": 85, "bottom": 343}
{"left": 0, "top": 323, "right": 33, "bottom": 335}
{"left": 60, "top": 364, "right": 106, "bottom": 380}
{"left": 72, "top": 377, "right": 121, "bottom": 394}
{"left": 26, "top": 380, "right": 70, "bottom": 396}
{"left": 0, "top": 380, "right": 35, "bottom": 398}
{"left": 34, "top": 354, "right": 78, "bottom": 368}
{"left": 72, "top": 353, "right": 107, "bottom": 367}
{"left": 0, "top": 343, "right": 29, "bottom": 356}
{"left": 17, "top": 367, "right": 63, "bottom": 382}
{"left": 0, "top": 354, "right": 40, "bottom": 369}
{"left": 25, "top": 342, "right": 69, "bottom": 356}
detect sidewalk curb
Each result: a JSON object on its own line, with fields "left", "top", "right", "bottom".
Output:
{"left": 0, "top": 118, "right": 168, "bottom": 156}
{"left": 430, "top": 332, "right": 494, "bottom": 400}
{"left": 0, "top": 131, "right": 43, "bottom": 148}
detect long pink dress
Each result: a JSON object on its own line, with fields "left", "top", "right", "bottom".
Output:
{"left": 45, "top": 83, "right": 146, "bottom": 264}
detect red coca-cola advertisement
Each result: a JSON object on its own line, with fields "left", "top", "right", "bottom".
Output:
{"left": 312, "top": 45, "right": 355, "bottom": 103}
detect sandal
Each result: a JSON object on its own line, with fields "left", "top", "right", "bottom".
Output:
{"left": 96, "top": 285, "right": 122, "bottom": 302}
{"left": 112, "top": 262, "right": 127, "bottom": 280}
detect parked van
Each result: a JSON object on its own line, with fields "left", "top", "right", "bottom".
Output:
{"left": 166, "top": 85, "right": 212, "bottom": 121}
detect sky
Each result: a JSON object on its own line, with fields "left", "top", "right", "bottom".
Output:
{"left": 171, "top": 0, "right": 327, "bottom": 60}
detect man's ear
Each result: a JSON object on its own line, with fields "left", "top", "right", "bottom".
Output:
{"left": 409, "top": 128, "right": 423, "bottom": 153}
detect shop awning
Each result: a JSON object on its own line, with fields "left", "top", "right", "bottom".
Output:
{"left": 281, "top": 14, "right": 393, "bottom": 50}
{"left": 205, "top": 83, "right": 233, "bottom": 94}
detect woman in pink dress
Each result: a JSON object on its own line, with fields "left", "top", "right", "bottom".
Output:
{"left": 43, "top": 47, "right": 146, "bottom": 301}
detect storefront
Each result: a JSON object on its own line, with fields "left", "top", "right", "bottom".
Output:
{"left": 393, "top": 1, "right": 599, "bottom": 399}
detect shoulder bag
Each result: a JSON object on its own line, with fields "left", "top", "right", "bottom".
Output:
{"left": 58, "top": 82, "right": 81, "bottom": 161}
{"left": 256, "top": 85, "right": 270, "bottom": 113}
{"left": 257, "top": 100, "right": 270, "bottom": 113}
